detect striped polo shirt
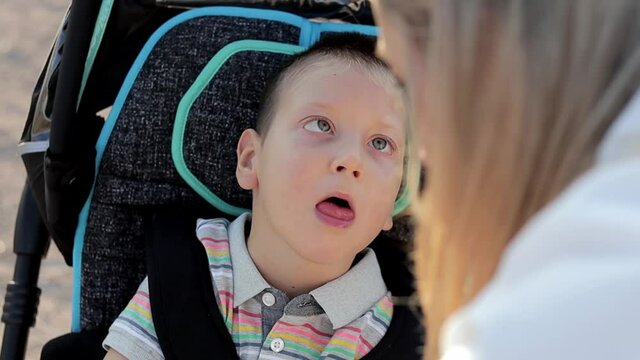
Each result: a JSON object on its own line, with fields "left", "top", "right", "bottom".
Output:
{"left": 103, "top": 212, "right": 393, "bottom": 359}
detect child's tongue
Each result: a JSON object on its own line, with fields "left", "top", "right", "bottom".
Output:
{"left": 316, "top": 200, "right": 355, "bottom": 221}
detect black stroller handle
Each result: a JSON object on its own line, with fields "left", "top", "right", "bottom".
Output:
{"left": 1, "top": 184, "right": 49, "bottom": 360}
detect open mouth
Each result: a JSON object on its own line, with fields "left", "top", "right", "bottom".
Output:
{"left": 315, "top": 195, "right": 355, "bottom": 228}
{"left": 326, "top": 196, "right": 351, "bottom": 209}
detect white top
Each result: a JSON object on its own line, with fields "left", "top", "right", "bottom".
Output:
{"left": 440, "top": 89, "right": 640, "bottom": 360}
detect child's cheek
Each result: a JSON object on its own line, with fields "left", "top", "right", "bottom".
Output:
{"left": 374, "top": 162, "right": 404, "bottom": 203}
{"left": 287, "top": 149, "right": 321, "bottom": 192}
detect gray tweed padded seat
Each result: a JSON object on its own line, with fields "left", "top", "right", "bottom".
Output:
{"left": 72, "top": 6, "right": 397, "bottom": 333}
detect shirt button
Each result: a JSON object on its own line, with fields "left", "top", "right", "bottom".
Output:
{"left": 270, "top": 338, "right": 285, "bottom": 353}
{"left": 262, "top": 292, "right": 276, "bottom": 307}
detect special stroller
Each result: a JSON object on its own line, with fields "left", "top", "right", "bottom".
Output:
{"left": 1, "top": 1, "right": 423, "bottom": 359}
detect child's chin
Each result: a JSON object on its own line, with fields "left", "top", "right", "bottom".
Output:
{"left": 296, "top": 239, "right": 359, "bottom": 264}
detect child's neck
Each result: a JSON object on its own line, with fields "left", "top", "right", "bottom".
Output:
{"left": 246, "top": 219, "right": 354, "bottom": 298}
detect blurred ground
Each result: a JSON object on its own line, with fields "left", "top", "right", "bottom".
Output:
{"left": 0, "top": 0, "right": 73, "bottom": 359}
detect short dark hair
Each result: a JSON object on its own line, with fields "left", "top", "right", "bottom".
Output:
{"left": 255, "top": 32, "right": 393, "bottom": 136}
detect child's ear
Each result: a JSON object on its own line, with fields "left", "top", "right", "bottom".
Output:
{"left": 236, "top": 129, "right": 260, "bottom": 190}
{"left": 382, "top": 215, "right": 393, "bottom": 231}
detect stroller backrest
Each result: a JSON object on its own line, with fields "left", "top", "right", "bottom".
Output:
{"left": 72, "top": 6, "right": 391, "bottom": 332}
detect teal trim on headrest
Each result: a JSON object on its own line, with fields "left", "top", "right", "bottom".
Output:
{"left": 319, "top": 22, "right": 379, "bottom": 37}
{"left": 172, "top": 40, "right": 305, "bottom": 216}
{"left": 393, "top": 180, "right": 411, "bottom": 216}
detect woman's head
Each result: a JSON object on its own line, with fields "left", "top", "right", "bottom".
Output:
{"left": 373, "top": 0, "right": 640, "bottom": 358}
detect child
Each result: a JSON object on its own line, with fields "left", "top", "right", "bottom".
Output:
{"left": 103, "top": 33, "right": 415, "bottom": 360}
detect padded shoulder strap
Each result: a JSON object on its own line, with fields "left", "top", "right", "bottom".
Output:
{"left": 144, "top": 207, "right": 239, "bottom": 359}
{"left": 362, "top": 304, "right": 425, "bottom": 360}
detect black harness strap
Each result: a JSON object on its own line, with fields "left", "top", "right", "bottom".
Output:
{"left": 144, "top": 207, "right": 239, "bottom": 359}
{"left": 363, "top": 304, "right": 424, "bottom": 359}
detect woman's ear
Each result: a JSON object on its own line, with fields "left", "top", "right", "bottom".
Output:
{"left": 236, "top": 129, "right": 260, "bottom": 190}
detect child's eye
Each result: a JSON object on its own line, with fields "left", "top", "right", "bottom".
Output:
{"left": 303, "top": 118, "right": 333, "bottom": 133}
{"left": 370, "top": 137, "right": 394, "bottom": 154}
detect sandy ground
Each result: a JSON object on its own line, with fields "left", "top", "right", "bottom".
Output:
{"left": 0, "top": 0, "right": 73, "bottom": 358}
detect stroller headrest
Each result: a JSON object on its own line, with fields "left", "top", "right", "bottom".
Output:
{"left": 172, "top": 40, "right": 304, "bottom": 216}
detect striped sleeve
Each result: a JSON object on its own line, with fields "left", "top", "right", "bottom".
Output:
{"left": 103, "top": 277, "right": 164, "bottom": 360}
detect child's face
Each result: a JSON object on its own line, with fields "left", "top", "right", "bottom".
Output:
{"left": 238, "top": 61, "right": 405, "bottom": 265}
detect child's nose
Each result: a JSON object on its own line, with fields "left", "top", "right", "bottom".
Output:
{"left": 336, "top": 164, "right": 361, "bottom": 178}
{"left": 333, "top": 153, "right": 362, "bottom": 179}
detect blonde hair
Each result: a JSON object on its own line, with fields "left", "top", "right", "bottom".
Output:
{"left": 380, "top": 0, "right": 640, "bottom": 358}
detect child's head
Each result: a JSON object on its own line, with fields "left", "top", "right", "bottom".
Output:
{"left": 236, "top": 33, "right": 405, "bottom": 265}
{"left": 255, "top": 34, "right": 401, "bottom": 138}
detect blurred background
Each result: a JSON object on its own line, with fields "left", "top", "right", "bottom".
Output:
{"left": 0, "top": 0, "right": 72, "bottom": 359}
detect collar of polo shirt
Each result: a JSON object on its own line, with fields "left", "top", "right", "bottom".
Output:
{"left": 228, "top": 212, "right": 389, "bottom": 329}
